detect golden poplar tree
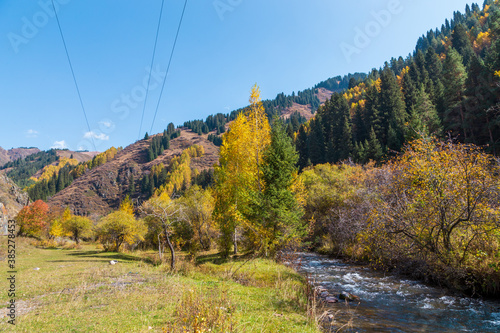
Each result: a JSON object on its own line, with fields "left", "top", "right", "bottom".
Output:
{"left": 214, "top": 84, "right": 271, "bottom": 256}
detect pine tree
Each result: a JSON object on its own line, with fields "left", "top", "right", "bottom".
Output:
{"left": 364, "top": 84, "right": 382, "bottom": 142}
{"left": 406, "top": 85, "right": 442, "bottom": 141}
{"left": 354, "top": 141, "right": 366, "bottom": 164}
{"left": 425, "top": 47, "right": 443, "bottom": 85}
{"left": 339, "top": 116, "right": 354, "bottom": 161}
{"left": 128, "top": 174, "right": 135, "bottom": 196}
{"left": 308, "top": 116, "right": 325, "bottom": 165}
{"left": 367, "top": 127, "right": 383, "bottom": 162}
{"left": 248, "top": 120, "right": 303, "bottom": 255}
{"left": 379, "top": 65, "right": 407, "bottom": 150}
{"left": 167, "top": 123, "right": 175, "bottom": 136}
{"left": 442, "top": 48, "right": 468, "bottom": 139}
{"left": 296, "top": 124, "right": 309, "bottom": 170}
{"left": 452, "top": 24, "right": 475, "bottom": 66}
{"left": 402, "top": 71, "right": 418, "bottom": 113}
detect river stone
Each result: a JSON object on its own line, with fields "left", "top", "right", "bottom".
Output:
{"left": 339, "top": 292, "right": 360, "bottom": 301}
{"left": 325, "top": 297, "right": 339, "bottom": 303}
{"left": 320, "top": 291, "right": 329, "bottom": 297}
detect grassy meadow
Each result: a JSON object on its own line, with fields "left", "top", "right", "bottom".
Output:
{"left": 0, "top": 237, "right": 320, "bottom": 333}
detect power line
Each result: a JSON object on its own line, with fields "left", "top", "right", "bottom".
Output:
{"left": 138, "top": 0, "right": 166, "bottom": 140}
{"left": 51, "top": 0, "right": 96, "bottom": 151}
{"left": 150, "top": 0, "right": 188, "bottom": 134}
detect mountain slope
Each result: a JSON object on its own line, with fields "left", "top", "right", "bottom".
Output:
{"left": 47, "top": 129, "right": 219, "bottom": 217}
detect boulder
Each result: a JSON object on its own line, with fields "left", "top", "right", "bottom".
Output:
{"left": 325, "top": 297, "right": 339, "bottom": 303}
{"left": 339, "top": 292, "right": 360, "bottom": 301}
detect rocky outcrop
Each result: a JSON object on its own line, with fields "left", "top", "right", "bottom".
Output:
{"left": 0, "top": 174, "right": 29, "bottom": 235}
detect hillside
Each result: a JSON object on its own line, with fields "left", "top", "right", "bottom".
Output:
{"left": 55, "top": 149, "right": 98, "bottom": 163}
{"left": 0, "top": 149, "right": 97, "bottom": 190}
{"left": 295, "top": 1, "right": 500, "bottom": 167}
{"left": 0, "top": 146, "right": 40, "bottom": 167}
{"left": 29, "top": 150, "right": 98, "bottom": 180}
{"left": 0, "top": 174, "right": 29, "bottom": 235}
{"left": 47, "top": 129, "right": 219, "bottom": 217}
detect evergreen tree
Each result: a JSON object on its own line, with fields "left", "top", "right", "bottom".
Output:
{"left": 364, "top": 84, "right": 382, "bottom": 142}
{"left": 366, "top": 127, "right": 383, "bottom": 162}
{"left": 167, "top": 123, "right": 175, "bottom": 136}
{"left": 339, "top": 116, "right": 354, "bottom": 161}
{"left": 296, "top": 125, "right": 309, "bottom": 170}
{"left": 248, "top": 120, "right": 303, "bottom": 255}
{"left": 308, "top": 116, "right": 325, "bottom": 165}
{"left": 406, "top": 85, "right": 442, "bottom": 140}
{"left": 442, "top": 48, "right": 468, "bottom": 139}
{"left": 379, "top": 65, "right": 407, "bottom": 150}
{"left": 425, "top": 47, "right": 443, "bottom": 84}
{"left": 128, "top": 174, "right": 135, "bottom": 196}
{"left": 451, "top": 24, "right": 475, "bottom": 66}
{"left": 402, "top": 72, "right": 419, "bottom": 113}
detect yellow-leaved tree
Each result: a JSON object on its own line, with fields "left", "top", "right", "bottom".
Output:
{"left": 141, "top": 191, "right": 184, "bottom": 269}
{"left": 214, "top": 84, "right": 271, "bottom": 256}
{"left": 96, "top": 198, "right": 146, "bottom": 252}
{"left": 49, "top": 206, "right": 72, "bottom": 238}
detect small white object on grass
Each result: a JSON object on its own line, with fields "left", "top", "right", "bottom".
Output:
{"left": 109, "top": 260, "right": 118, "bottom": 265}
{"left": 34, "top": 267, "right": 40, "bottom": 271}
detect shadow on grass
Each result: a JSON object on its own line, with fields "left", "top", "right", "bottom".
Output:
{"left": 195, "top": 251, "right": 255, "bottom": 266}
{"left": 195, "top": 252, "right": 230, "bottom": 265}
{"left": 46, "top": 250, "right": 156, "bottom": 265}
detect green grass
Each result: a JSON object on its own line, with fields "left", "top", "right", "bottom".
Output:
{"left": 0, "top": 238, "right": 321, "bottom": 332}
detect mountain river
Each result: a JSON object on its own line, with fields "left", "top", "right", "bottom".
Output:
{"left": 294, "top": 252, "right": 500, "bottom": 332}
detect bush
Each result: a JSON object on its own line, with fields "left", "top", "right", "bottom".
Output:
{"left": 164, "top": 285, "right": 235, "bottom": 332}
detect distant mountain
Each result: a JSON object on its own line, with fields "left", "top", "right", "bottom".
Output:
{"left": 0, "top": 149, "right": 98, "bottom": 189}
{"left": 0, "top": 146, "right": 40, "bottom": 167}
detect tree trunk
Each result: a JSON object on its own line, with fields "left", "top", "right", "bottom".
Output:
{"left": 233, "top": 229, "right": 237, "bottom": 255}
{"left": 158, "top": 233, "right": 163, "bottom": 259}
{"left": 165, "top": 234, "right": 175, "bottom": 269}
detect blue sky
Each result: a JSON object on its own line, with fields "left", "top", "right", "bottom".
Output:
{"left": 0, "top": 0, "right": 474, "bottom": 152}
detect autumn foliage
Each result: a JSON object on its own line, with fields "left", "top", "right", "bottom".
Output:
{"left": 16, "top": 200, "right": 49, "bottom": 238}
{"left": 306, "top": 138, "right": 500, "bottom": 296}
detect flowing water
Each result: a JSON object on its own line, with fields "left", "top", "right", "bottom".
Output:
{"left": 294, "top": 252, "right": 500, "bottom": 332}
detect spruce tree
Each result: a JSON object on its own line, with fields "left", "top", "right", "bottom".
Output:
{"left": 249, "top": 120, "right": 303, "bottom": 255}
{"left": 451, "top": 24, "right": 475, "bottom": 66}
{"left": 425, "top": 47, "right": 443, "bottom": 81}
{"left": 128, "top": 174, "right": 135, "bottom": 196}
{"left": 296, "top": 125, "right": 309, "bottom": 170}
{"left": 367, "top": 127, "right": 383, "bottom": 162}
{"left": 379, "top": 65, "right": 407, "bottom": 150}
{"left": 308, "top": 116, "right": 325, "bottom": 165}
{"left": 442, "top": 48, "right": 468, "bottom": 139}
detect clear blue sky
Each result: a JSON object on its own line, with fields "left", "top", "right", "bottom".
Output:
{"left": 0, "top": 0, "right": 474, "bottom": 152}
